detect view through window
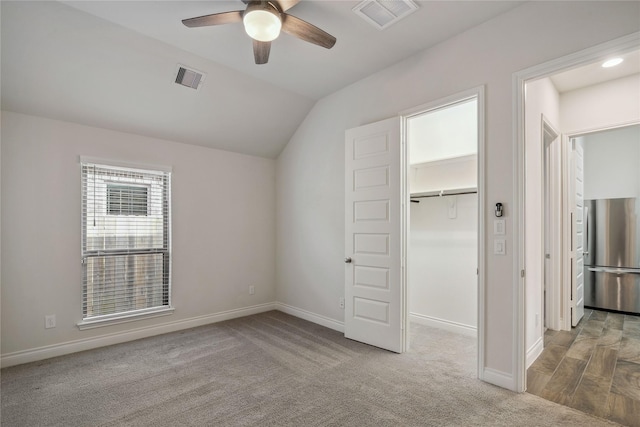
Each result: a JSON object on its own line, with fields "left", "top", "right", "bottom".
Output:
{"left": 81, "top": 161, "right": 171, "bottom": 321}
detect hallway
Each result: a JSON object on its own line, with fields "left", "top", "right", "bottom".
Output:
{"left": 527, "top": 309, "right": 640, "bottom": 426}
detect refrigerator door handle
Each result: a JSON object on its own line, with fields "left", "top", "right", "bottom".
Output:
{"left": 583, "top": 206, "right": 589, "bottom": 257}
{"left": 588, "top": 267, "right": 640, "bottom": 275}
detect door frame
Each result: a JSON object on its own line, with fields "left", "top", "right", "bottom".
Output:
{"left": 542, "top": 117, "right": 563, "bottom": 332}
{"left": 513, "top": 32, "right": 640, "bottom": 392}
{"left": 399, "top": 85, "right": 486, "bottom": 377}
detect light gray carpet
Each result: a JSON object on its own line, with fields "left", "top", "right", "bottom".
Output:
{"left": 1, "top": 311, "right": 621, "bottom": 426}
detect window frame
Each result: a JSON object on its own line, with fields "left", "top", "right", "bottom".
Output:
{"left": 78, "top": 157, "right": 173, "bottom": 330}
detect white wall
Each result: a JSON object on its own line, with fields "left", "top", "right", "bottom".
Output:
{"left": 523, "top": 77, "right": 560, "bottom": 366}
{"left": 409, "top": 99, "right": 477, "bottom": 164}
{"left": 583, "top": 124, "right": 640, "bottom": 200}
{"left": 276, "top": 1, "right": 640, "bottom": 389}
{"left": 560, "top": 74, "right": 640, "bottom": 202}
{"left": 409, "top": 194, "right": 477, "bottom": 334}
{"left": 1, "top": 111, "right": 277, "bottom": 364}
{"left": 561, "top": 73, "right": 640, "bottom": 133}
{"left": 410, "top": 155, "right": 477, "bottom": 195}
{"left": 409, "top": 120, "right": 477, "bottom": 336}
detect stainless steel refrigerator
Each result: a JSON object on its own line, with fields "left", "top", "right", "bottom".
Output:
{"left": 584, "top": 198, "right": 640, "bottom": 314}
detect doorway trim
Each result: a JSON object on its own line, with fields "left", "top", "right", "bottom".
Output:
{"left": 542, "top": 117, "right": 563, "bottom": 333}
{"left": 513, "top": 32, "right": 640, "bottom": 392}
{"left": 399, "top": 85, "right": 486, "bottom": 379}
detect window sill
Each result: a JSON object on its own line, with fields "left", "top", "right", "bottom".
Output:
{"left": 77, "top": 307, "right": 175, "bottom": 330}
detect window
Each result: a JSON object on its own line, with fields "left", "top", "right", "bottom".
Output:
{"left": 107, "top": 184, "right": 148, "bottom": 216}
{"left": 80, "top": 160, "right": 172, "bottom": 327}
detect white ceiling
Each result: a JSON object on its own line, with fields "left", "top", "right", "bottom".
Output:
{"left": 60, "top": 0, "right": 525, "bottom": 100}
{"left": 3, "top": 1, "right": 637, "bottom": 159}
{"left": 1, "top": 1, "right": 527, "bottom": 158}
{"left": 550, "top": 49, "right": 640, "bottom": 93}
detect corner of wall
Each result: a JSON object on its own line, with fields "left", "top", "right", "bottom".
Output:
{"left": 481, "top": 367, "right": 518, "bottom": 391}
{"left": 526, "top": 336, "right": 544, "bottom": 369}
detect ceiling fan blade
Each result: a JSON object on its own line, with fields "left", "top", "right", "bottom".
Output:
{"left": 253, "top": 40, "right": 271, "bottom": 64}
{"left": 274, "top": 0, "right": 301, "bottom": 12}
{"left": 281, "top": 14, "right": 336, "bottom": 49}
{"left": 182, "top": 11, "right": 243, "bottom": 28}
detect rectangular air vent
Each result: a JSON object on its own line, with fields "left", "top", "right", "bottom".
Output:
{"left": 175, "top": 64, "right": 206, "bottom": 90}
{"left": 353, "top": 0, "right": 419, "bottom": 30}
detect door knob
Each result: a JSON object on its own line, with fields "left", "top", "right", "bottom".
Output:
{"left": 344, "top": 257, "right": 352, "bottom": 264}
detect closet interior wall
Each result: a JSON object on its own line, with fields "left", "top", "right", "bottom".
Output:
{"left": 409, "top": 155, "right": 478, "bottom": 335}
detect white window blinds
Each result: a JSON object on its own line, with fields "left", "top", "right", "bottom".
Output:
{"left": 81, "top": 161, "right": 171, "bottom": 321}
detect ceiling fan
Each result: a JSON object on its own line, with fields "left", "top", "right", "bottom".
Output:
{"left": 182, "top": 0, "right": 337, "bottom": 65}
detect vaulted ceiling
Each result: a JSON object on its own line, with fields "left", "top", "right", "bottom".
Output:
{"left": 2, "top": 1, "right": 527, "bottom": 158}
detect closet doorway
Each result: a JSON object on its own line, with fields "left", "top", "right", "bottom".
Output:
{"left": 404, "top": 89, "right": 483, "bottom": 364}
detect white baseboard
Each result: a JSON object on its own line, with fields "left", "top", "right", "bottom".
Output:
{"left": 482, "top": 367, "right": 516, "bottom": 390}
{"left": 0, "top": 303, "right": 276, "bottom": 368}
{"left": 274, "top": 302, "right": 344, "bottom": 333}
{"left": 409, "top": 313, "right": 476, "bottom": 337}
{"left": 526, "top": 336, "right": 544, "bottom": 369}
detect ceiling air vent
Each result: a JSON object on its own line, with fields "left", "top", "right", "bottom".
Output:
{"left": 174, "top": 64, "right": 206, "bottom": 90}
{"left": 353, "top": 0, "right": 419, "bottom": 30}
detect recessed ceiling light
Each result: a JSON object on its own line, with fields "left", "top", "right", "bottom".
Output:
{"left": 602, "top": 58, "right": 624, "bottom": 68}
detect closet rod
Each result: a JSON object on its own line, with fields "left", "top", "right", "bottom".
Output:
{"left": 410, "top": 190, "right": 477, "bottom": 203}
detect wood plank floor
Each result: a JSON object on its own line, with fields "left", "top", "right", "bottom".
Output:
{"left": 527, "top": 309, "right": 640, "bottom": 427}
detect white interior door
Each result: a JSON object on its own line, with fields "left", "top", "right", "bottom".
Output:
{"left": 344, "top": 117, "right": 404, "bottom": 353}
{"left": 572, "top": 138, "right": 585, "bottom": 326}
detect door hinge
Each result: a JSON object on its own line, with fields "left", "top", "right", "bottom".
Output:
{"left": 521, "top": 269, "right": 525, "bottom": 278}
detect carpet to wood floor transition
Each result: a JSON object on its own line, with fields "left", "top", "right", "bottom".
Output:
{"left": 0, "top": 311, "right": 627, "bottom": 426}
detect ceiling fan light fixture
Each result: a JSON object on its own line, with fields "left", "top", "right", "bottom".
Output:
{"left": 182, "top": 0, "right": 336, "bottom": 65}
{"left": 243, "top": 8, "right": 282, "bottom": 42}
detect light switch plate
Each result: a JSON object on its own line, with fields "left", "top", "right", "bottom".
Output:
{"left": 447, "top": 197, "right": 457, "bottom": 219}
{"left": 494, "top": 219, "right": 506, "bottom": 235}
{"left": 494, "top": 239, "right": 506, "bottom": 255}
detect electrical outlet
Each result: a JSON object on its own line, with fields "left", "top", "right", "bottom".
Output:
{"left": 45, "top": 314, "right": 56, "bottom": 329}
{"left": 339, "top": 297, "right": 345, "bottom": 309}
{"left": 249, "top": 285, "right": 255, "bottom": 295}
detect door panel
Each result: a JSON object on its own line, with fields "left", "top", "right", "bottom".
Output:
{"left": 345, "top": 117, "right": 403, "bottom": 353}
{"left": 572, "top": 138, "right": 585, "bottom": 326}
